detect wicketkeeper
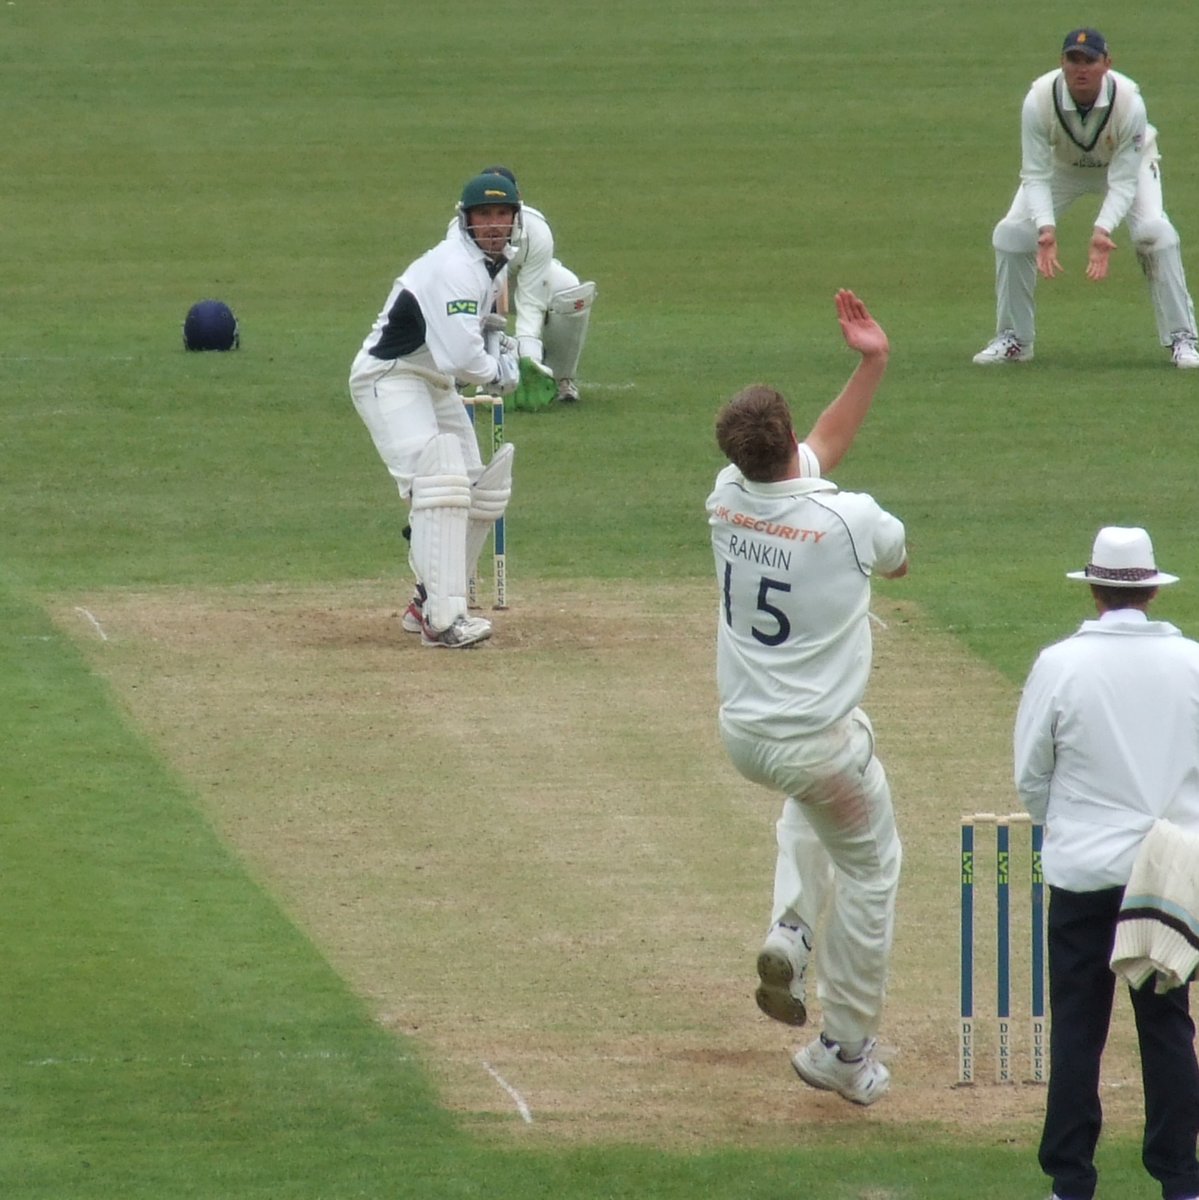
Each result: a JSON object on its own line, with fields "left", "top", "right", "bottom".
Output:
{"left": 455, "top": 165, "right": 597, "bottom": 407}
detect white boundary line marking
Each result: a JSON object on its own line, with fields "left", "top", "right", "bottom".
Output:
{"left": 74, "top": 607, "right": 109, "bottom": 641}
{"left": 482, "top": 1061, "right": 533, "bottom": 1123}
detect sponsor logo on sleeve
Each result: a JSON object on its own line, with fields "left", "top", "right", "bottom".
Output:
{"left": 446, "top": 299, "right": 479, "bottom": 316}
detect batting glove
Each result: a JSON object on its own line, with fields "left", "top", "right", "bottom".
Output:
{"left": 491, "top": 349, "right": 521, "bottom": 395}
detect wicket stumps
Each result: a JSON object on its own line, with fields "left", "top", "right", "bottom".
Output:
{"left": 958, "top": 812, "right": 1046, "bottom": 1086}
{"left": 463, "top": 393, "right": 508, "bottom": 611}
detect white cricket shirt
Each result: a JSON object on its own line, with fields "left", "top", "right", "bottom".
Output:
{"left": 446, "top": 205, "right": 555, "bottom": 343}
{"left": 360, "top": 224, "right": 507, "bottom": 387}
{"left": 1014, "top": 609, "right": 1199, "bottom": 890}
{"left": 1021, "top": 68, "right": 1150, "bottom": 234}
{"left": 504, "top": 205, "right": 555, "bottom": 343}
{"left": 707, "top": 460, "right": 906, "bottom": 739}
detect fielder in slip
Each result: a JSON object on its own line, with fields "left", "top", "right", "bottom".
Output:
{"left": 973, "top": 28, "right": 1199, "bottom": 368}
{"left": 706, "top": 291, "right": 907, "bottom": 1107}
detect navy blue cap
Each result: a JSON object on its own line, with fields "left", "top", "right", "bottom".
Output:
{"left": 1062, "top": 29, "right": 1108, "bottom": 60}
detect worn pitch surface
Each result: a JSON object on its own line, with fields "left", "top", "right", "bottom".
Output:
{"left": 56, "top": 581, "right": 1145, "bottom": 1146}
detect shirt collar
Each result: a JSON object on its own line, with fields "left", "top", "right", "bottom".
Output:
{"left": 1057, "top": 71, "right": 1114, "bottom": 113}
{"left": 1077, "top": 609, "right": 1181, "bottom": 638}
{"left": 453, "top": 222, "right": 510, "bottom": 270}
{"left": 1097, "top": 607, "right": 1148, "bottom": 624}
{"left": 740, "top": 475, "right": 837, "bottom": 497}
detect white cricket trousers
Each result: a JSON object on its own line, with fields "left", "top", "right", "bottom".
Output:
{"left": 348, "top": 350, "right": 482, "bottom": 498}
{"left": 720, "top": 707, "right": 901, "bottom": 1046}
{"left": 990, "top": 133, "right": 1197, "bottom": 346}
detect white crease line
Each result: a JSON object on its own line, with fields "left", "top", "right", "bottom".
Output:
{"left": 868, "top": 610, "right": 889, "bottom": 630}
{"left": 581, "top": 381, "right": 636, "bottom": 391}
{"left": 25, "top": 1050, "right": 415, "bottom": 1067}
{"left": 482, "top": 1061, "right": 533, "bottom": 1124}
{"left": 75, "top": 607, "right": 109, "bottom": 641}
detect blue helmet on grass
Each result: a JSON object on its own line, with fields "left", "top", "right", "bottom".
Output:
{"left": 183, "top": 299, "right": 240, "bottom": 351}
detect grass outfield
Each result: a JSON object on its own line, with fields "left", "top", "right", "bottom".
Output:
{"left": 3, "top": 1, "right": 1198, "bottom": 1196}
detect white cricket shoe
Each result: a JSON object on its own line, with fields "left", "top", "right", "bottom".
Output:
{"left": 972, "top": 331, "right": 1033, "bottom": 364}
{"left": 792, "top": 1035, "right": 890, "bottom": 1107}
{"left": 555, "top": 377, "right": 579, "bottom": 403}
{"left": 420, "top": 614, "right": 492, "bottom": 649}
{"left": 755, "top": 922, "right": 811, "bottom": 1026}
{"left": 401, "top": 595, "right": 423, "bottom": 634}
{"left": 1171, "top": 333, "right": 1199, "bottom": 369}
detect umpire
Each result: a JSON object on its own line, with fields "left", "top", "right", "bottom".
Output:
{"left": 1014, "top": 526, "right": 1199, "bottom": 1200}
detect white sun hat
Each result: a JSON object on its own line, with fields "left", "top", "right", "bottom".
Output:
{"left": 1066, "top": 526, "right": 1179, "bottom": 587}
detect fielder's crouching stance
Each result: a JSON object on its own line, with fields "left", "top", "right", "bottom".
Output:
{"left": 348, "top": 172, "right": 520, "bottom": 649}
{"left": 458, "top": 165, "right": 597, "bottom": 406}
{"left": 707, "top": 291, "right": 907, "bottom": 1107}
{"left": 973, "top": 28, "right": 1199, "bottom": 368}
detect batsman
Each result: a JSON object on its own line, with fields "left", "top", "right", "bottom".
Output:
{"left": 348, "top": 172, "right": 520, "bottom": 649}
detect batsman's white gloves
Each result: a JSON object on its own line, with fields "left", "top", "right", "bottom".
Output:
{"left": 484, "top": 323, "right": 517, "bottom": 360}
{"left": 517, "top": 336, "right": 544, "bottom": 362}
{"left": 492, "top": 348, "right": 521, "bottom": 395}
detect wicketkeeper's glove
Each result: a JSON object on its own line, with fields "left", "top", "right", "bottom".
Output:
{"left": 510, "top": 356, "right": 556, "bottom": 412}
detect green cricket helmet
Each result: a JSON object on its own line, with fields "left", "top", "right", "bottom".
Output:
{"left": 459, "top": 171, "right": 521, "bottom": 212}
{"left": 456, "top": 172, "right": 522, "bottom": 260}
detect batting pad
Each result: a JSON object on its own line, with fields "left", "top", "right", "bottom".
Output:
{"left": 410, "top": 434, "right": 472, "bottom": 631}
{"left": 466, "top": 442, "right": 514, "bottom": 574}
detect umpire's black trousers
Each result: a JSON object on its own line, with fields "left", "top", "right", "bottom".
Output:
{"left": 1041, "top": 884, "right": 1199, "bottom": 1200}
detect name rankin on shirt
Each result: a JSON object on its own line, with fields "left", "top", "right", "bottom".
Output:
{"left": 729, "top": 534, "right": 793, "bottom": 571}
